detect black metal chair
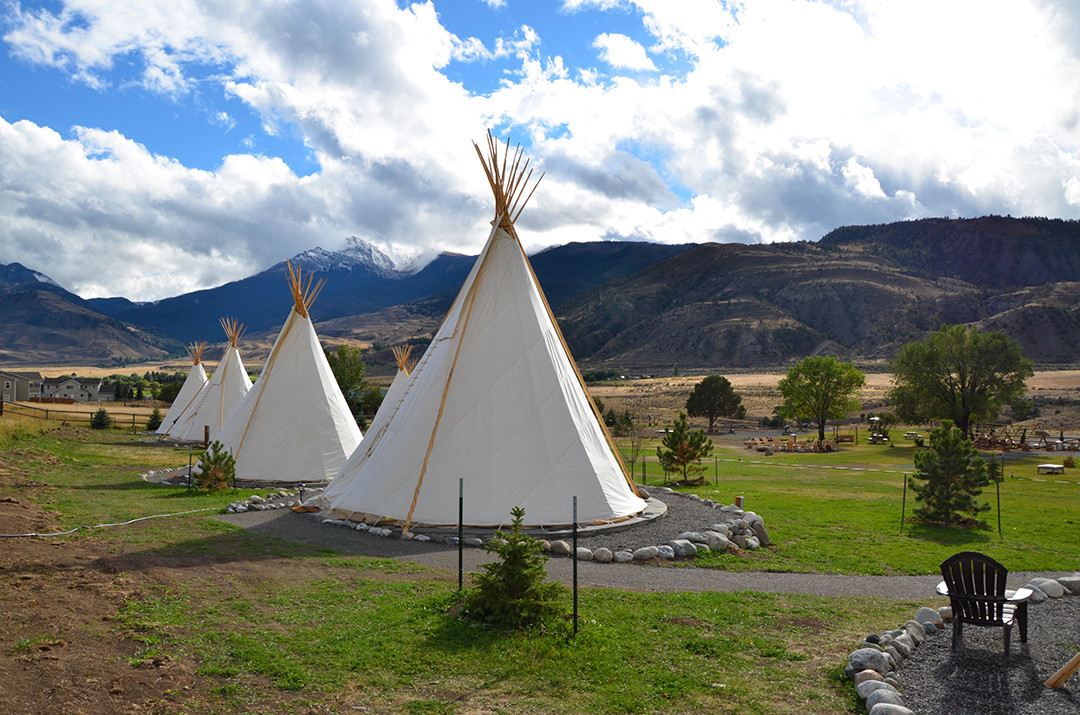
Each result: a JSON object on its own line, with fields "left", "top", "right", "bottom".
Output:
{"left": 938, "top": 551, "right": 1032, "bottom": 658}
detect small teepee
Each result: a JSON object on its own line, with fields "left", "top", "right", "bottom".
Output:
{"left": 166, "top": 318, "right": 252, "bottom": 442}
{"left": 157, "top": 342, "right": 209, "bottom": 435}
{"left": 319, "top": 133, "right": 647, "bottom": 529}
{"left": 216, "top": 262, "right": 363, "bottom": 485}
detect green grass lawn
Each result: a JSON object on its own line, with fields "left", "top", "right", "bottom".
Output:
{"left": 622, "top": 434, "right": 1080, "bottom": 574}
{"left": 2, "top": 420, "right": 1073, "bottom": 713}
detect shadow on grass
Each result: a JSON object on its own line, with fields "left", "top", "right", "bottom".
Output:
{"left": 904, "top": 522, "right": 994, "bottom": 546}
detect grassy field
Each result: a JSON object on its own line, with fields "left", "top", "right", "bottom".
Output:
{"left": 620, "top": 432, "right": 1080, "bottom": 575}
{"left": 1, "top": 417, "right": 1074, "bottom": 713}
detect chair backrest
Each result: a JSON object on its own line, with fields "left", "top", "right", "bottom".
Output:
{"left": 940, "top": 551, "right": 1009, "bottom": 626}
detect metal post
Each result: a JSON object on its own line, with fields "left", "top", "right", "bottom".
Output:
{"left": 458, "top": 478, "right": 464, "bottom": 592}
{"left": 996, "top": 479, "right": 1002, "bottom": 538}
{"left": 714, "top": 456, "right": 718, "bottom": 486}
{"left": 187, "top": 446, "right": 193, "bottom": 492}
{"left": 900, "top": 473, "right": 907, "bottom": 534}
{"left": 572, "top": 495, "right": 579, "bottom": 636}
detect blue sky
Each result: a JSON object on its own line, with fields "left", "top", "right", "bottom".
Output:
{"left": 1, "top": 0, "right": 1079, "bottom": 301}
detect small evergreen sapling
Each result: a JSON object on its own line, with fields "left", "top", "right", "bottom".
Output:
{"left": 146, "top": 408, "right": 163, "bottom": 432}
{"left": 193, "top": 440, "right": 236, "bottom": 492}
{"left": 464, "top": 506, "right": 567, "bottom": 630}
{"left": 90, "top": 408, "right": 112, "bottom": 430}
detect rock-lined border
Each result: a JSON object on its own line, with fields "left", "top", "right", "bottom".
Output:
{"left": 845, "top": 572, "right": 1080, "bottom": 715}
{"left": 223, "top": 485, "right": 773, "bottom": 564}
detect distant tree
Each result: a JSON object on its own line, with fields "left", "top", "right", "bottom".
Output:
{"left": 685, "top": 375, "right": 747, "bottom": 433}
{"left": 656, "top": 412, "right": 713, "bottom": 484}
{"left": 777, "top": 357, "right": 865, "bottom": 441}
{"left": 325, "top": 344, "right": 368, "bottom": 414}
{"left": 909, "top": 420, "right": 990, "bottom": 528}
{"left": 888, "top": 324, "right": 1034, "bottom": 439}
{"left": 592, "top": 395, "right": 605, "bottom": 415}
{"left": 146, "top": 408, "right": 163, "bottom": 432}
{"left": 158, "top": 382, "right": 183, "bottom": 404}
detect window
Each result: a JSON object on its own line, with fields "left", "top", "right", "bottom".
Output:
{"left": 3, "top": 381, "right": 9, "bottom": 390}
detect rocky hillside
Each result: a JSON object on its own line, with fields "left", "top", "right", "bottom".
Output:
{"left": 558, "top": 217, "right": 1080, "bottom": 370}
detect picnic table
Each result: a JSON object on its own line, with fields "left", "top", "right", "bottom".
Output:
{"left": 1037, "top": 464, "right": 1065, "bottom": 475}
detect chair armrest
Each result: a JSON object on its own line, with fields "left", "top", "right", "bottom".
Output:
{"left": 936, "top": 580, "right": 949, "bottom": 596}
{"left": 1007, "top": 587, "right": 1034, "bottom": 602}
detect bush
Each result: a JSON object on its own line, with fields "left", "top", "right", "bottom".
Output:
{"left": 146, "top": 408, "right": 163, "bottom": 432}
{"left": 90, "top": 408, "right": 112, "bottom": 430}
{"left": 193, "top": 440, "right": 236, "bottom": 492}
{"left": 463, "top": 506, "right": 567, "bottom": 630}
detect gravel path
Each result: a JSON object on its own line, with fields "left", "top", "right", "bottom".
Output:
{"left": 896, "top": 597, "right": 1080, "bottom": 714}
{"left": 216, "top": 492, "right": 1065, "bottom": 599}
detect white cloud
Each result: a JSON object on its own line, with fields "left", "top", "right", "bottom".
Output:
{"left": 0, "top": 0, "right": 1078, "bottom": 303}
{"left": 593, "top": 33, "right": 656, "bottom": 71}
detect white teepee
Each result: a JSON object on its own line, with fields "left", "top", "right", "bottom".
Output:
{"left": 166, "top": 318, "right": 252, "bottom": 442}
{"left": 157, "top": 342, "right": 209, "bottom": 435}
{"left": 319, "top": 134, "right": 647, "bottom": 529}
{"left": 216, "top": 263, "right": 363, "bottom": 485}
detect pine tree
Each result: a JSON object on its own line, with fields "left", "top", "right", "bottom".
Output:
{"left": 656, "top": 412, "right": 713, "bottom": 484}
{"left": 464, "top": 506, "right": 567, "bottom": 630}
{"left": 909, "top": 420, "right": 990, "bottom": 527}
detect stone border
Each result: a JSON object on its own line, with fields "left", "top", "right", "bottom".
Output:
{"left": 845, "top": 572, "right": 1080, "bottom": 714}
{"left": 222, "top": 485, "right": 773, "bottom": 564}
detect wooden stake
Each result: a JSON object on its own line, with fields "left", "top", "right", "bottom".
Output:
{"left": 1046, "top": 650, "right": 1080, "bottom": 688}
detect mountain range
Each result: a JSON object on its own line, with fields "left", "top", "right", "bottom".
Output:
{"left": 2, "top": 216, "right": 1079, "bottom": 370}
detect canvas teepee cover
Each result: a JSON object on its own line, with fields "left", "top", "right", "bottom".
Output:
{"left": 216, "top": 263, "right": 363, "bottom": 485}
{"left": 157, "top": 342, "right": 209, "bottom": 435}
{"left": 320, "top": 134, "right": 646, "bottom": 529}
{"left": 166, "top": 318, "right": 252, "bottom": 442}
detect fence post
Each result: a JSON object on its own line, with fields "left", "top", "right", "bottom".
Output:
{"left": 0, "top": 399, "right": 4, "bottom": 417}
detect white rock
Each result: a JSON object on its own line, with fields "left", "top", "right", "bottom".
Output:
{"left": 592, "top": 548, "right": 613, "bottom": 563}
{"left": 549, "top": 540, "right": 571, "bottom": 555}
{"left": 575, "top": 547, "right": 593, "bottom": 561}
{"left": 657, "top": 545, "right": 676, "bottom": 559}
{"left": 866, "top": 689, "right": 905, "bottom": 709}
{"left": 1029, "top": 577, "right": 1066, "bottom": 598}
{"left": 1057, "top": 576, "right": 1080, "bottom": 594}
{"left": 633, "top": 546, "right": 659, "bottom": 561}
{"left": 613, "top": 551, "right": 634, "bottom": 563}
{"left": 868, "top": 704, "right": 914, "bottom": 715}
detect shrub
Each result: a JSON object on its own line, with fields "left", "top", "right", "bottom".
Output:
{"left": 193, "top": 440, "right": 236, "bottom": 492}
{"left": 463, "top": 506, "right": 567, "bottom": 630}
{"left": 90, "top": 408, "right": 112, "bottom": 430}
{"left": 146, "top": 408, "right": 163, "bottom": 432}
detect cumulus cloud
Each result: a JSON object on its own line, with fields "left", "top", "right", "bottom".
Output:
{"left": 593, "top": 33, "right": 655, "bottom": 71}
{"left": 0, "top": 0, "right": 1078, "bottom": 301}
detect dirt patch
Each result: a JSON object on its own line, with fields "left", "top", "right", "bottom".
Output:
{"left": 0, "top": 472, "right": 447, "bottom": 714}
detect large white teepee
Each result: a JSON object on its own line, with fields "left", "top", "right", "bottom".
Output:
{"left": 157, "top": 342, "right": 209, "bottom": 435}
{"left": 320, "top": 134, "right": 647, "bottom": 530}
{"left": 216, "top": 262, "right": 363, "bottom": 485}
{"left": 166, "top": 318, "right": 252, "bottom": 442}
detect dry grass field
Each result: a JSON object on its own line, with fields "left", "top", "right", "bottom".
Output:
{"left": 589, "top": 370, "right": 1080, "bottom": 432}
{"left": 9, "top": 362, "right": 1080, "bottom": 433}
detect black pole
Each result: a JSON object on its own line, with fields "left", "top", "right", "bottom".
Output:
{"left": 187, "top": 446, "right": 193, "bottom": 492}
{"left": 996, "top": 478, "right": 1002, "bottom": 538}
{"left": 714, "top": 456, "right": 718, "bottom": 486}
{"left": 900, "top": 473, "right": 907, "bottom": 534}
{"left": 573, "top": 495, "right": 579, "bottom": 636}
{"left": 458, "top": 477, "right": 464, "bottom": 592}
